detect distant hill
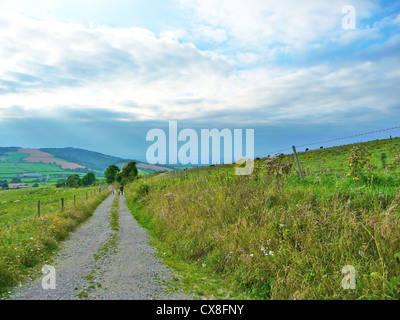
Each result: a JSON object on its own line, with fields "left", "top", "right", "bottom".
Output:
{"left": 40, "top": 147, "right": 173, "bottom": 173}
{"left": 40, "top": 147, "right": 127, "bottom": 171}
{"left": 0, "top": 146, "right": 173, "bottom": 185}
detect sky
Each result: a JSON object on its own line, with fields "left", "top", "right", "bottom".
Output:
{"left": 0, "top": 0, "right": 399, "bottom": 162}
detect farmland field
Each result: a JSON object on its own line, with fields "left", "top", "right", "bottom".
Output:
{"left": 2, "top": 152, "right": 28, "bottom": 162}
{"left": 0, "top": 149, "right": 151, "bottom": 188}
{"left": 15, "top": 163, "right": 65, "bottom": 172}
{"left": 125, "top": 137, "right": 400, "bottom": 300}
{"left": 0, "top": 163, "right": 22, "bottom": 174}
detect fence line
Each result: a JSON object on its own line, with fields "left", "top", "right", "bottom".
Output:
{"left": 0, "top": 185, "right": 108, "bottom": 220}
{"left": 254, "top": 125, "right": 400, "bottom": 159}
{"left": 161, "top": 125, "right": 400, "bottom": 181}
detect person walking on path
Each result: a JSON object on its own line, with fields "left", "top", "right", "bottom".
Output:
{"left": 119, "top": 185, "right": 124, "bottom": 196}
{"left": 109, "top": 185, "right": 115, "bottom": 195}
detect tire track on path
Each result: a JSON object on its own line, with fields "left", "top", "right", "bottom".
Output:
{"left": 10, "top": 194, "right": 191, "bottom": 300}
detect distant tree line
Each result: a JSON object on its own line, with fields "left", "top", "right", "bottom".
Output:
{"left": 56, "top": 172, "right": 96, "bottom": 188}
{"left": 104, "top": 161, "right": 138, "bottom": 185}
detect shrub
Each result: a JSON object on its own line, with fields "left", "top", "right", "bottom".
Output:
{"left": 349, "top": 145, "right": 371, "bottom": 177}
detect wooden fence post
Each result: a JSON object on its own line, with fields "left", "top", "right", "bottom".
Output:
{"left": 61, "top": 198, "right": 64, "bottom": 211}
{"left": 37, "top": 200, "right": 40, "bottom": 218}
{"left": 292, "top": 146, "right": 304, "bottom": 178}
{"left": 74, "top": 195, "right": 76, "bottom": 205}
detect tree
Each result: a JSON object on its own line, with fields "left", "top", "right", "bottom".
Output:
{"left": 66, "top": 174, "right": 81, "bottom": 188}
{"left": 11, "top": 178, "right": 21, "bottom": 183}
{"left": 104, "top": 165, "right": 120, "bottom": 183}
{"left": 0, "top": 180, "right": 8, "bottom": 190}
{"left": 116, "top": 173, "right": 122, "bottom": 183}
{"left": 56, "top": 180, "right": 66, "bottom": 188}
{"left": 82, "top": 172, "right": 96, "bottom": 186}
{"left": 121, "top": 161, "right": 138, "bottom": 182}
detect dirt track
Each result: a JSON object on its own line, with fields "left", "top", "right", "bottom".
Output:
{"left": 10, "top": 195, "right": 191, "bottom": 300}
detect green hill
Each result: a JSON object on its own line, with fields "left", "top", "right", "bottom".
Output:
{"left": 40, "top": 147, "right": 128, "bottom": 171}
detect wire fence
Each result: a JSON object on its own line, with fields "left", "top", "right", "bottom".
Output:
{"left": 162, "top": 125, "right": 400, "bottom": 180}
{"left": 0, "top": 185, "right": 108, "bottom": 222}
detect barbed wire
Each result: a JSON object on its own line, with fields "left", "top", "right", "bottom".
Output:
{"left": 255, "top": 147, "right": 293, "bottom": 158}
{"left": 295, "top": 126, "right": 400, "bottom": 149}
{"left": 255, "top": 125, "right": 400, "bottom": 159}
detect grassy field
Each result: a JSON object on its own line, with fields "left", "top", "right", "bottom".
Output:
{"left": 0, "top": 185, "right": 108, "bottom": 295}
{"left": 2, "top": 152, "right": 28, "bottom": 162}
{"left": 0, "top": 163, "right": 23, "bottom": 174}
{"left": 125, "top": 137, "right": 400, "bottom": 300}
{"left": 15, "top": 163, "right": 65, "bottom": 172}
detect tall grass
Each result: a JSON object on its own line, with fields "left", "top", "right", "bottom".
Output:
{"left": 125, "top": 139, "right": 400, "bottom": 300}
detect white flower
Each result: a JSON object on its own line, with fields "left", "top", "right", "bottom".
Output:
{"left": 268, "top": 251, "right": 274, "bottom": 256}
{"left": 250, "top": 254, "right": 254, "bottom": 257}
{"left": 202, "top": 264, "right": 207, "bottom": 268}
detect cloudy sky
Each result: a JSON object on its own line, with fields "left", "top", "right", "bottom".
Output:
{"left": 0, "top": 0, "right": 399, "bottom": 161}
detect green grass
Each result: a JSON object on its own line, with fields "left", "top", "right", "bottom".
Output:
{"left": 2, "top": 152, "right": 28, "bottom": 162}
{"left": 0, "top": 163, "right": 24, "bottom": 174}
{"left": 0, "top": 185, "right": 108, "bottom": 295}
{"left": 15, "top": 163, "right": 64, "bottom": 172}
{"left": 110, "top": 196, "right": 119, "bottom": 232}
{"left": 138, "top": 169, "right": 150, "bottom": 176}
{"left": 124, "top": 137, "right": 400, "bottom": 300}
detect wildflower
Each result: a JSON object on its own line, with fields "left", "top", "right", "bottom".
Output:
{"left": 202, "top": 264, "right": 207, "bottom": 268}
{"left": 353, "top": 177, "right": 359, "bottom": 181}
{"left": 268, "top": 251, "right": 274, "bottom": 256}
{"left": 250, "top": 254, "right": 254, "bottom": 257}
{"left": 358, "top": 251, "right": 364, "bottom": 257}
{"left": 346, "top": 173, "right": 351, "bottom": 177}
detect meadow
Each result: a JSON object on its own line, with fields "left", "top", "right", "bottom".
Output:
{"left": 125, "top": 137, "right": 400, "bottom": 300}
{"left": 0, "top": 185, "right": 108, "bottom": 295}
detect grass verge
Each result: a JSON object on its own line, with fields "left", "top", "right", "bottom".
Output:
{"left": 0, "top": 189, "right": 108, "bottom": 297}
{"left": 124, "top": 138, "right": 400, "bottom": 300}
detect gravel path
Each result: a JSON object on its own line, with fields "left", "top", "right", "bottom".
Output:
{"left": 10, "top": 194, "right": 191, "bottom": 300}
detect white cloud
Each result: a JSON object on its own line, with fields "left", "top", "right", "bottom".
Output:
{"left": 194, "top": 25, "right": 227, "bottom": 43}
{"left": 0, "top": 4, "right": 399, "bottom": 127}
{"left": 174, "top": 0, "right": 379, "bottom": 51}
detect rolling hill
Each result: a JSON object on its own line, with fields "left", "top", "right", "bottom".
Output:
{"left": 0, "top": 147, "right": 173, "bottom": 186}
